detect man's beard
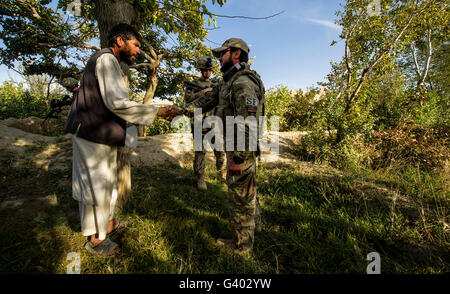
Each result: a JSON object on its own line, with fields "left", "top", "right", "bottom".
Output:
{"left": 120, "top": 49, "right": 135, "bottom": 65}
{"left": 220, "top": 60, "right": 233, "bottom": 73}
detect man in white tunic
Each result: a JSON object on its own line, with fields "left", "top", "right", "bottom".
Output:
{"left": 66, "top": 23, "right": 178, "bottom": 257}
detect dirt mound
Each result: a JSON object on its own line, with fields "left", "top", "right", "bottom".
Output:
{"left": 0, "top": 118, "right": 307, "bottom": 171}
{"left": 2, "top": 116, "right": 65, "bottom": 136}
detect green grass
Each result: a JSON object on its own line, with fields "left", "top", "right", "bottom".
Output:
{"left": 0, "top": 146, "right": 448, "bottom": 273}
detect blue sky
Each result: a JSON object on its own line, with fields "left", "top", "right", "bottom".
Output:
{"left": 203, "top": 0, "right": 346, "bottom": 89}
{"left": 0, "top": 0, "right": 346, "bottom": 90}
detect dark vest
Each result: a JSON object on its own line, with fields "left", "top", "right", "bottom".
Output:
{"left": 65, "top": 48, "right": 126, "bottom": 146}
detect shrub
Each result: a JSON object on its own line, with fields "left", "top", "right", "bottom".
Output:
{"left": 297, "top": 129, "right": 372, "bottom": 170}
{"left": 266, "top": 85, "right": 323, "bottom": 131}
{"left": 0, "top": 81, "right": 48, "bottom": 119}
{"left": 369, "top": 122, "right": 449, "bottom": 171}
{"left": 146, "top": 116, "right": 175, "bottom": 136}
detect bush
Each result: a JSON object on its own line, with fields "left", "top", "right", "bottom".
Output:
{"left": 298, "top": 122, "right": 449, "bottom": 172}
{"left": 146, "top": 116, "right": 175, "bottom": 136}
{"left": 369, "top": 123, "right": 449, "bottom": 171}
{"left": 266, "top": 85, "right": 322, "bottom": 131}
{"left": 297, "top": 129, "right": 372, "bottom": 170}
{"left": 415, "top": 91, "right": 449, "bottom": 129}
{"left": 0, "top": 81, "right": 48, "bottom": 119}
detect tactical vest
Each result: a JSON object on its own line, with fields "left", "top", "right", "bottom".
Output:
{"left": 217, "top": 63, "right": 266, "bottom": 156}
{"left": 216, "top": 63, "right": 265, "bottom": 123}
{"left": 65, "top": 48, "right": 127, "bottom": 146}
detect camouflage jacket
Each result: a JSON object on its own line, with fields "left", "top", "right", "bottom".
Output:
{"left": 184, "top": 62, "right": 265, "bottom": 162}
{"left": 184, "top": 77, "right": 213, "bottom": 104}
{"left": 184, "top": 77, "right": 215, "bottom": 118}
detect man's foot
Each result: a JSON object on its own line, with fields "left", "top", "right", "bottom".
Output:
{"left": 107, "top": 220, "right": 130, "bottom": 239}
{"left": 107, "top": 219, "right": 120, "bottom": 235}
{"left": 197, "top": 175, "right": 207, "bottom": 191}
{"left": 85, "top": 237, "right": 120, "bottom": 257}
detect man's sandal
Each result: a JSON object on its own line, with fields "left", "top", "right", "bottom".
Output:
{"left": 107, "top": 220, "right": 130, "bottom": 239}
{"left": 84, "top": 238, "right": 120, "bottom": 258}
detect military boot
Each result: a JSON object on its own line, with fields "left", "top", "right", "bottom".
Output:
{"left": 217, "top": 238, "right": 251, "bottom": 256}
{"left": 197, "top": 174, "right": 207, "bottom": 191}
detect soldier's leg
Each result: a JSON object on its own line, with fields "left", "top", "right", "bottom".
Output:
{"left": 227, "top": 157, "right": 257, "bottom": 250}
{"left": 194, "top": 149, "right": 207, "bottom": 191}
{"left": 212, "top": 136, "right": 226, "bottom": 180}
{"left": 214, "top": 150, "right": 225, "bottom": 170}
{"left": 215, "top": 150, "right": 226, "bottom": 181}
{"left": 255, "top": 197, "right": 262, "bottom": 232}
{"left": 193, "top": 150, "right": 206, "bottom": 176}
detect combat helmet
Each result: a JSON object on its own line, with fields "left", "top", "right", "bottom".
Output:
{"left": 61, "top": 77, "right": 78, "bottom": 89}
{"left": 196, "top": 56, "right": 214, "bottom": 70}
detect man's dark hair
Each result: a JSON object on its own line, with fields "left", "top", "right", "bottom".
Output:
{"left": 108, "top": 23, "right": 143, "bottom": 47}
{"left": 230, "top": 47, "right": 249, "bottom": 63}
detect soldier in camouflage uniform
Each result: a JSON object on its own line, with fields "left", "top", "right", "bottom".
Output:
{"left": 61, "top": 78, "right": 79, "bottom": 102}
{"left": 183, "top": 39, "right": 263, "bottom": 253}
{"left": 184, "top": 56, "right": 226, "bottom": 191}
{"left": 43, "top": 77, "right": 79, "bottom": 133}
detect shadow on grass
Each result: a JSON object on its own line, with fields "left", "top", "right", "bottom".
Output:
{"left": 114, "top": 164, "right": 261, "bottom": 273}
{"left": 1, "top": 146, "right": 448, "bottom": 273}
{"left": 0, "top": 156, "right": 78, "bottom": 273}
{"left": 255, "top": 169, "right": 450, "bottom": 273}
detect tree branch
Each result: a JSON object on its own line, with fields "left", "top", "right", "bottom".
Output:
{"left": 345, "top": 9, "right": 366, "bottom": 96}
{"left": 346, "top": 6, "right": 424, "bottom": 110}
{"left": 411, "top": 43, "right": 422, "bottom": 78}
{"left": 130, "top": 62, "right": 158, "bottom": 70}
{"left": 213, "top": 10, "right": 285, "bottom": 19}
{"left": 419, "top": 28, "right": 432, "bottom": 87}
{"left": 16, "top": 0, "right": 41, "bottom": 20}
{"left": 156, "top": 1, "right": 284, "bottom": 20}
{"left": 157, "top": 69, "right": 196, "bottom": 79}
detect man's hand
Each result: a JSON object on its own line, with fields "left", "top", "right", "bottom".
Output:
{"left": 200, "top": 87, "right": 213, "bottom": 97}
{"left": 229, "top": 160, "right": 244, "bottom": 176}
{"left": 157, "top": 106, "right": 182, "bottom": 121}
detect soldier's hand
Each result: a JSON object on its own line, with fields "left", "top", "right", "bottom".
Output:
{"left": 229, "top": 161, "right": 244, "bottom": 176}
{"left": 200, "top": 88, "right": 213, "bottom": 97}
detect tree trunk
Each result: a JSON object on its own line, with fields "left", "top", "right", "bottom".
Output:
{"left": 94, "top": 0, "right": 138, "bottom": 210}
{"left": 94, "top": 0, "right": 138, "bottom": 48}
{"left": 137, "top": 69, "right": 159, "bottom": 137}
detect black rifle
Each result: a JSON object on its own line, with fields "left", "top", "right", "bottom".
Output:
{"left": 42, "top": 95, "right": 73, "bottom": 123}
{"left": 183, "top": 81, "right": 210, "bottom": 92}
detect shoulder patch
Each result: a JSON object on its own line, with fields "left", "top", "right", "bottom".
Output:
{"left": 245, "top": 97, "right": 259, "bottom": 107}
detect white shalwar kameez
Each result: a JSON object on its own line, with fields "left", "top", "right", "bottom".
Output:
{"left": 72, "top": 53, "right": 160, "bottom": 240}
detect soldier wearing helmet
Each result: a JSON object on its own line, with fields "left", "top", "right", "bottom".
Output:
{"left": 43, "top": 77, "right": 80, "bottom": 123}
{"left": 184, "top": 56, "right": 226, "bottom": 191}
{"left": 61, "top": 77, "right": 79, "bottom": 93}
{"left": 58, "top": 77, "right": 79, "bottom": 116}
{"left": 182, "top": 38, "right": 264, "bottom": 254}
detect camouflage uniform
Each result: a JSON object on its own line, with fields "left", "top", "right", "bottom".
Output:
{"left": 184, "top": 40, "right": 264, "bottom": 250}
{"left": 184, "top": 58, "right": 225, "bottom": 187}
{"left": 60, "top": 78, "right": 78, "bottom": 118}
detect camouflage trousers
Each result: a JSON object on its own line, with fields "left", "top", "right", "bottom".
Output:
{"left": 193, "top": 135, "right": 225, "bottom": 176}
{"left": 226, "top": 152, "right": 262, "bottom": 250}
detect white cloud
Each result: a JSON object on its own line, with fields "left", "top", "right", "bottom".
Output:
{"left": 307, "top": 19, "right": 341, "bottom": 31}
